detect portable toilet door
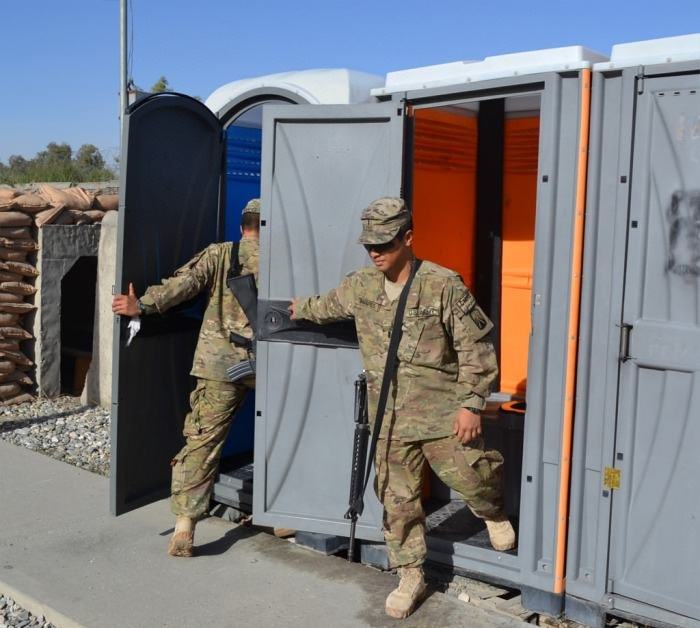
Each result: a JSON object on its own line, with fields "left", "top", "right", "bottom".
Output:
{"left": 566, "top": 34, "right": 700, "bottom": 628}
{"left": 111, "top": 92, "right": 224, "bottom": 514}
{"left": 252, "top": 45, "right": 607, "bottom": 615}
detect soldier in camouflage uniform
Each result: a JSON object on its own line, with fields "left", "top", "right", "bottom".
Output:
{"left": 291, "top": 197, "right": 515, "bottom": 619}
{"left": 112, "top": 198, "right": 261, "bottom": 558}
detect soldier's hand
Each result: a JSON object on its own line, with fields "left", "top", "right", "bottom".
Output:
{"left": 288, "top": 298, "right": 299, "bottom": 320}
{"left": 112, "top": 283, "right": 141, "bottom": 317}
{"left": 453, "top": 408, "right": 482, "bottom": 444}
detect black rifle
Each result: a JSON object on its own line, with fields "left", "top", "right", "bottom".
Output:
{"left": 343, "top": 259, "right": 422, "bottom": 561}
{"left": 226, "top": 243, "right": 259, "bottom": 383}
{"left": 345, "top": 373, "right": 369, "bottom": 562}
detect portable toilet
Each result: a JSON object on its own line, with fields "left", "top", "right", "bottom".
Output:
{"left": 250, "top": 45, "right": 607, "bottom": 615}
{"left": 110, "top": 69, "right": 382, "bottom": 515}
{"left": 566, "top": 34, "right": 700, "bottom": 628}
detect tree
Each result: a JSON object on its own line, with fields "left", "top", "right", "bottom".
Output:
{"left": 36, "top": 142, "right": 72, "bottom": 164}
{"left": 150, "top": 76, "right": 170, "bottom": 93}
{"left": 7, "top": 155, "right": 28, "bottom": 172}
{"left": 76, "top": 144, "right": 105, "bottom": 171}
{"left": 0, "top": 142, "right": 116, "bottom": 185}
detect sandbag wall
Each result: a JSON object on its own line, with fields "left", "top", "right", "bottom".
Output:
{"left": 0, "top": 184, "right": 118, "bottom": 404}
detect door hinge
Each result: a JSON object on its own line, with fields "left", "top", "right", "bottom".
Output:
{"left": 636, "top": 66, "right": 645, "bottom": 95}
{"left": 619, "top": 323, "right": 633, "bottom": 362}
{"left": 603, "top": 467, "right": 621, "bottom": 490}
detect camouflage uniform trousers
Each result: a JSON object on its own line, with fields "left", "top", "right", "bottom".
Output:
{"left": 374, "top": 434, "right": 505, "bottom": 568}
{"left": 170, "top": 378, "right": 253, "bottom": 519}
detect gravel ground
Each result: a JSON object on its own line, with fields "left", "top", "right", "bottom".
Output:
{"left": 0, "top": 396, "right": 110, "bottom": 476}
{"left": 0, "top": 595, "right": 54, "bottom": 628}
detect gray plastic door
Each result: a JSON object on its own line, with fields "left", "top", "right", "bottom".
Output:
{"left": 111, "top": 93, "right": 223, "bottom": 515}
{"left": 609, "top": 74, "right": 700, "bottom": 619}
{"left": 253, "top": 103, "right": 405, "bottom": 540}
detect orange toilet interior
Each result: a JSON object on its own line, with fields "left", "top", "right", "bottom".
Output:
{"left": 412, "top": 106, "right": 539, "bottom": 399}
{"left": 411, "top": 107, "right": 478, "bottom": 290}
{"left": 500, "top": 115, "right": 539, "bottom": 396}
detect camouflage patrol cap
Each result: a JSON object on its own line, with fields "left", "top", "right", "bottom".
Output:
{"left": 358, "top": 197, "right": 412, "bottom": 245}
{"left": 242, "top": 198, "right": 261, "bottom": 214}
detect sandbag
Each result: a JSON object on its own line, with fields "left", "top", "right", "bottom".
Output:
{"left": 0, "top": 227, "right": 31, "bottom": 239}
{"left": 0, "top": 292, "right": 24, "bottom": 303}
{"left": 38, "top": 185, "right": 92, "bottom": 211}
{"left": 0, "top": 382, "right": 21, "bottom": 399}
{"left": 93, "top": 194, "right": 118, "bottom": 211}
{"left": 0, "top": 326, "right": 32, "bottom": 340}
{"left": 34, "top": 204, "right": 66, "bottom": 227}
{"left": 0, "top": 237, "right": 39, "bottom": 251}
{"left": 0, "top": 360, "right": 15, "bottom": 375}
{"left": 0, "top": 272, "right": 22, "bottom": 282}
{"left": 0, "top": 212, "right": 32, "bottom": 227}
{"left": 84, "top": 210, "right": 106, "bottom": 222}
{"left": 0, "top": 349, "right": 32, "bottom": 367}
{"left": 0, "top": 302, "right": 35, "bottom": 315}
{"left": 0, "top": 370, "right": 31, "bottom": 385}
{"left": 4, "top": 261, "right": 39, "bottom": 277}
{"left": 0, "top": 188, "right": 19, "bottom": 203}
{"left": 0, "top": 248, "right": 27, "bottom": 262}
{"left": 3, "top": 393, "right": 33, "bottom": 405}
{"left": 12, "top": 193, "right": 49, "bottom": 213}
{"left": 0, "top": 339, "right": 20, "bottom": 351}
{"left": 0, "top": 282, "right": 36, "bottom": 296}
{"left": 0, "top": 313, "right": 20, "bottom": 326}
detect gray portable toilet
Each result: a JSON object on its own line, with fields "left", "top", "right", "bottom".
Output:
{"left": 566, "top": 34, "right": 700, "bottom": 628}
{"left": 251, "top": 45, "right": 606, "bottom": 614}
{"left": 110, "top": 70, "right": 382, "bottom": 516}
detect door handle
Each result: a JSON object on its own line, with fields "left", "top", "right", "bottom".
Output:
{"left": 257, "top": 299, "right": 359, "bottom": 349}
{"left": 619, "top": 323, "right": 634, "bottom": 362}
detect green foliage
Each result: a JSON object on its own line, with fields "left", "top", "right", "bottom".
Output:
{"left": 0, "top": 142, "right": 116, "bottom": 185}
{"left": 150, "top": 76, "right": 170, "bottom": 93}
{"left": 75, "top": 144, "right": 105, "bottom": 171}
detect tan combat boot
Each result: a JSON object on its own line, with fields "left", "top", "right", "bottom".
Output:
{"left": 385, "top": 567, "right": 427, "bottom": 619}
{"left": 485, "top": 515, "right": 516, "bottom": 551}
{"left": 167, "top": 516, "right": 195, "bottom": 557}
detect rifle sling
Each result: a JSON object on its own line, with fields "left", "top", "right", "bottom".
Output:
{"left": 229, "top": 242, "right": 242, "bottom": 276}
{"left": 227, "top": 241, "right": 259, "bottom": 337}
{"left": 353, "top": 259, "right": 422, "bottom": 517}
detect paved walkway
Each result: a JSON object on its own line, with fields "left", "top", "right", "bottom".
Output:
{"left": 0, "top": 440, "right": 527, "bottom": 628}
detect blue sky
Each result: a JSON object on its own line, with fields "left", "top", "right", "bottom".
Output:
{"left": 1, "top": 0, "right": 699, "bottom": 166}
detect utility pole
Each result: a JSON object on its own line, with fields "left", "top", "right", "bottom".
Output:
{"left": 119, "top": 0, "right": 128, "bottom": 138}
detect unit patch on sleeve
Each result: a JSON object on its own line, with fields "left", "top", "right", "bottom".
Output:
{"left": 470, "top": 306, "right": 489, "bottom": 330}
{"left": 463, "top": 304, "right": 493, "bottom": 340}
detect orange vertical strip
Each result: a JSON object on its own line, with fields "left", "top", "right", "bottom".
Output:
{"left": 554, "top": 68, "right": 592, "bottom": 595}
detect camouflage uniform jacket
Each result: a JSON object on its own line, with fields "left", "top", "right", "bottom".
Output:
{"left": 139, "top": 238, "right": 259, "bottom": 382}
{"left": 295, "top": 260, "right": 498, "bottom": 441}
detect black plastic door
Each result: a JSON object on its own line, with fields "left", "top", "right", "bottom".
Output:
{"left": 111, "top": 93, "right": 223, "bottom": 515}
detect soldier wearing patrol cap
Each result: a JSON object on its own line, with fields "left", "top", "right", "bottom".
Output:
{"left": 291, "top": 197, "right": 515, "bottom": 620}
{"left": 112, "top": 198, "right": 261, "bottom": 558}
